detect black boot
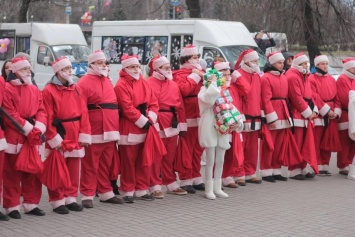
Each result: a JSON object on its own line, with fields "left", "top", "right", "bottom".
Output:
{"left": 0, "top": 211, "right": 10, "bottom": 221}
{"left": 111, "top": 180, "right": 120, "bottom": 195}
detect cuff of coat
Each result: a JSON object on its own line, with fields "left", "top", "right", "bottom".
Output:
{"left": 23, "top": 121, "right": 34, "bottom": 136}
{"left": 179, "top": 122, "right": 187, "bottom": 132}
{"left": 266, "top": 111, "right": 278, "bottom": 123}
{"left": 301, "top": 107, "right": 313, "bottom": 119}
{"left": 34, "top": 121, "right": 46, "bottom": 134}
{"left": 313, "top": 105, "right": 319, "bottom": 114}
{"left": 231, "top": 70, "right": 241, "bottom": 82}
{"left": 334, "top": 108, "right": 342, "bottom": 118}
{"left": 135, "top": 114, "right": 149, "bottom": 128}
{"left": 148, "top": 111, "right": 157, "bottom": 124}
{"left": 47, "top": 134, "right": 63, "bottom": 149}
{"left": 188, "top": 73, "right": 201, "bottom": 84}
{"left": 319, "top": 103, "right": 331, "bottom": 117}
{"left": 79, "top": 133, "right": 92, "bottom": 144}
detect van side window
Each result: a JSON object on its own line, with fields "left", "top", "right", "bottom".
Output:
{"left": 37, "top": 46, "right": 54, "bottom": 65}
{"left": 16, "top": 37, "right": 31, "bottom": 55}
{"left": 0, "top": 30, "right": 15, "bottom": 60}
{"left": 183, "top": 35, "right": 193, "bottom": 47}
{"left": 170, "top": 35, "right": 182, "bottom": 70}
{"left": 145, "top": 36, "right": 168, "bottom": 64}
{"left": 202, "top": 47, "right": 224, "bottom": 68}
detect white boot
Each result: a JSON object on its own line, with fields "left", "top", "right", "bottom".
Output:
{"left": 204, "top": 180, "right": 216, "bottom": 200}
{"left": 347, "top": 165, "right": 355, "bottom": 180}
{"left": 213, "top": 179, "right": 229, "bottom": 198}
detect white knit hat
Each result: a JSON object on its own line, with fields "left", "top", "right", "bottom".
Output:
{"left": 181, "top": 44, "right": 198, "bottom": 57}
{"left": 121, "top": 54, "right": 140, "bottom": 69}
{"left": 52, "top": 56, "right": 72, "bottom": 73}
{"left": 291, "top": 52, "right": 309, "bottom": 66}
{"left": 234, "top": 49, "right": 259, "bottom": 69}
{"left": 152, "top": 56, "right": 169, "bottom": 70}
{"left": 342, "top": 58, "right": 355, "bottom": 70}
{"left": 10, "top": 56, "right": 31, "bottom": 73}
{"left": 88, "top": 50, "right": 106, "bottom": 64}
{"left": 268, "top": 52, "right": 285, "bottom": 65}
{"left": 314, "top": 55, "right": 329, "bottom": 66}
{"left": 214, "top": 61, "right": 230, "bottom": 71}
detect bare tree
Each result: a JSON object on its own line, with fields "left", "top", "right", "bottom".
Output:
{"left": 185, "top": 0, "right": 201, "bottom": 18}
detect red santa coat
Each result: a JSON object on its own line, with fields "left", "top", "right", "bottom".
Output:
{"left": 0, "top": 77, "right": 7, "bottom": 151}
{"left": 42, "top": 78, "right": 91, "bottom": 158}
{"left": 238, "top": 65, "right": 262, "bottom": 131}
{"left": 286, "top": 68, "right": 317, "bottom": 127}
{"left": 309, "top": 73, "right": 340, "bottom": 126}
{"left": 336, "top": 72, "right": 355, "bottom": 130}
{"left": 77, "top": 74, "right": 119, "bottom": 143}
{"left": 261, "top": 71, "right": 292, "bottom": 129}
{"left": 173, "top": 68, "right": 203, "bottom": 127}
{"left": 147, "top": 75, "right": 187, "bottom": 138}
{"left": 3, "top": 82, "right": 47, "bottom": 154}
{"left": 114, "top": 70, "right": 159, "bottom": 145}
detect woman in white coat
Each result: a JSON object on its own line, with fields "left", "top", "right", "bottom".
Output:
{"left": 198, "top": 71, "right": 243, "bottom": 200}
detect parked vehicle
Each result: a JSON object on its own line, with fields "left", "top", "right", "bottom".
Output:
{"left": 92, "top": 19, "right": 267, "bottom": 83}
{"left": 0, "top": 23, "right": 90, "bottom": 89}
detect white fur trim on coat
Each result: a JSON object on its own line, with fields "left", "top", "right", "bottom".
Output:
{"left": 47, "top": 134, "right": 63, "bottom": 149}
{"left": 23, "top": 121, "right": 34, "bottom": 136}
{"left": 301, "top": 107, "right": 312, "bottom": 119}
{"left": 135, "top": 114, "right": 149, "bottom": 128}
{"left": 148, "top": 111, "right": 157, "bottom": 123}
{"left": 334, "top": 108, "right": 342, "bottom": 118}
{"left": 188, "top": 73, "right": 201, "bottom": 84}
{"left": 0, "top": 138, "right": 8, "bottom": 151}
{"left": 348, "top": 90, "right": 355, "bottom": 140}
{"left": 78, "top": 133, "right": 92, "bottom": 144}
{"left": 34, "top": 121, "right": 46, "bottom": 134}
{"left": 265, "top": 111, "right": 278, "bottom": 124}
{"left": 5, "top": 143, "right": 23, "bottom": 154}
{"left": 319, "top": 103, "right": 331, "bottom": 117}
{"left": 103, "top": 131, "right": 120, "bottom": 142}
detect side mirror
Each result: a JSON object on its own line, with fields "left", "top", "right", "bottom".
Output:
{"left": 43, "top": 56, "right": 50, "bottom": 66}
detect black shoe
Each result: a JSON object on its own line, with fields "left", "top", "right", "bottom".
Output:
{"left": 290, "top": 174, "right": 306, "bottom": 180}
{"left": 82, "top": 200, "right": 94, "bottom": 208}
{"left": 192, "top": 183, "right": 205, "bottom": 191}
{"left": 305, "top": 172, "right": 315, "bottom": 179}
{"left": 339, "top": 170, "right": 349, "bottom": 176}
{"left": 53, "top": 205, "right": 69, "bottom": 215}
{"left": 111, "top": 180, "right": 120, "bottom": 195}
{"left": 8, "top": 210, "right": 21, "bottom": 219}
{"left": 100, "top": 196, "right": 124, "bottom": 204}
{"left": 180, "top": 185, "right": 196, "bottom": 194}
{"left": 123, "top": 196, "right": 135, "bottom": 204}
{"left": 0, "top": 212, "right": 10, "bottom": 221}
{"left": 273, "top": 175, "right": 288, "bottom": 181}
{"left": 136, "top": 194, "right": 155, "bottom": 201}
{"left": 245, "top": 178, "right": 262, "bottom": 184}
{"left": 324, "top": 170, "right": 332, "bottom": 176}
{"left": 317, "top": 170, "right": 326, "bottom": 176}
{"left": 25, "top": 207, "right": 45, "bottom": 216}
{"left": 262, "top": 176, "right": 276, "bottom": 183}
{"left": 66, "top": 202, "right": 84, "bottom": 211}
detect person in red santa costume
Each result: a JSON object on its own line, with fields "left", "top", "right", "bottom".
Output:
{"left": 285, "top": 52, "right": 318, "bottom": 180}
{"left": 115, "top": 54, "right": 159, "bottom": 203}
{"left": 260, "top": 52, "right": 291, "bottom": 182}
{"left": 42, "top": 57, "right": 91, "bottom": 214}
{"left": 309, "top": 55, "right": 341, "bottom": 176}
{"left": 2, "top": 57, "right": 47, "bottom": 219}
{"left": 336, "top": 58, "right": 355, "bottom": 176}
{"left": 146, "top": 55, "right": 188, "bottom": 198}
{"left": 0, "top": 75, "right": 9, "bottom": 221}
{"left": 173, "top": 44, "right": 205, "bottom": 193}
{"left": 77, "top": 50, "right": 122, "bottom": 208}
{"left": 233, "top": 49, "right": 263, "bottom": 185}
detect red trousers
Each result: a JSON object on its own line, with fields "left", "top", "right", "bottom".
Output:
{"left": 314, "top": 126, "right": 331, "bottom": 166}
{"left": 0, "top": 151, "right": 4, "bottom": 206}
{"left": 80, "top": 142, "right": 116, "bottom": 197}
{"left": 48, "top": 157, "right": 80, "bottom": 202}
{"left": 110, "top": 146, "right": 120, "bottom": 180}
{"left": 337, "top": 129, "right": 355, "bottom": 169}
{"left": 119, "top": 143, "right": 151, "bottom": 193}
{"left": 177, "top": 127, "right": 204, "bottom": 182}
{"left": 160, "top": 136, "right": 178, "bottom": 186}
{"left": 260, "top": 129, "right": 285, "bottom": 174}
{"left": 3, "top": 153, "right": 42, "bottom": 209}
{"left": 289, "top": 127, "right": 308, "bottom": 171}
{"left": 235, "top": 131, "right": 259, "bottom": 177}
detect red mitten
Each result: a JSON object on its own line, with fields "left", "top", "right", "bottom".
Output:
{"left": 27, "top": 127, "right": 42, "bottom": 146}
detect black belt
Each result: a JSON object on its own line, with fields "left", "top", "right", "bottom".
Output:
{"left": 52, "top": 116, "right": 81, "bottom": 139}
{"left": 271, "top": 97, "right": 294, "bottom": 133}
{"left": 159, "top": 107, "right": 178, "bottom": 128}
{"left": 137, "top": 103, "right": 147, "bottom": 117}
{"left": 244, "top": 114, "right": 261, "bottom": 131}
{"left": 342, "top": 108, "right": 348, "bottom": 112}
{"left": 303, "top": 97, "right": 315, "bottom": 111}
{"left": 25, "top": 116, "right": 35, "bottom": 125}
{"left": 88, "top": 103, "right": 119, "bottom": 111}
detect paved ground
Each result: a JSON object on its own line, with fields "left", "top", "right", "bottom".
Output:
{"left": 1, "top": 154, "right": 355, "bottom": 237}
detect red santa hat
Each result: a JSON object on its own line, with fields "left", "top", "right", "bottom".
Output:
{"left": 234, "top": 49, "right": 259, "bottom": 69}
{"left": 88, "top": 50, "right": 106, "bottom": 64}
{"left": 314, "top": 55, "right": 329, "bottom": 66}
{"left": 10, "top": 56, "right": 31, "bottom": 73}
{"left": 291, "top": 52, "right": 309, "bottom": 66}
{"left": 52, "top": 56, "right": 72, "bottom": 73}
{"left": 214, "top": 61, "right": 230, "bottom": 71}
{"left": 342, "top": 58, "right": 355, "bottom": 70}
{"left": 268, "top": 51, "right": 285, "bottom": 65}
{"left": 121, "top": 54, "right": 140, "bottom": 69}
{"left": 181, "top": 44, "right": 198, "bottom": 57}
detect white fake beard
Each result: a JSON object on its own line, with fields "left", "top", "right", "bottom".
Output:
{"left": 249, "top": 63, "right": 260, "bottom": 73}
{"left": 293, "top": 65, "right": 308, "bottom": 74}
{"left": 17, "top": 71, "right": 32, "bottom": 85}
{"left": 125, "top": 68, "right": 142, "bottom": 80}
{"left": 157, "top": 68, "right": 173, "bottom": 80}
{"left": 91, "top": 64, "right": 109, "bottom": 77}
{"left": 188, "top": 59, "right": 202, "bottom": 70}
{"left": 58, "top": 70, "right": 73, "bottom": 84}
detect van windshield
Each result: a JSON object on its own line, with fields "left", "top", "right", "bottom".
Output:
{"left": 52, "top": 45, "right": 90, "bottom": 62}
{"left": 220, "top": 45, "right": 267, "bottom": 68}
